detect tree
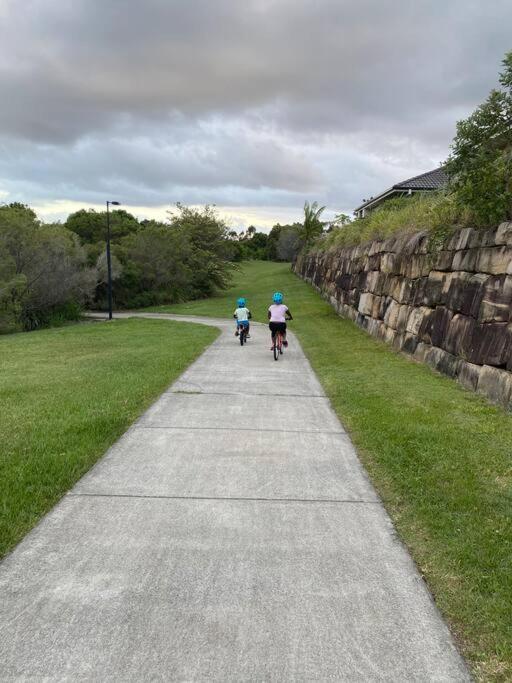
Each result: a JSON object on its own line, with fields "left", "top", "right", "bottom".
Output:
{"left": 167, "top": 204, "right": 235, "bottom": 297}
{"left": 113, "top": 223, "right": 192, "bottom": 307}
{"left": 299, "top": 201, "right": 325, "bottom": 246}
{"left": 445, "top": 51, "right": 512, "bottom": 225}
{"left": 327, "top": 213, "right": 352, "bottom": 232}
{"left": 0, "top": 205, "right": 96, "bottom": 330}
{"left": 267, "top": 223, "right": 302, "bottom": 260}
{"left": 276, "top": 226, "right": 300, "bottom": 261}
{"left": 66, "top": 208, "right": 140, "bottom": 244}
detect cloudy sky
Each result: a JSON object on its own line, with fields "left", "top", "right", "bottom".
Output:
{"left": 0, "top": 0, "right": 510, "bottom": 230}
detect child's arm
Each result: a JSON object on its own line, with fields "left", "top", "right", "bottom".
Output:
{"left": 248, "top": 310, "right": 252, "bottom": 319}
{"left": 286, "top": 309, "right": 293, "bottom": 320}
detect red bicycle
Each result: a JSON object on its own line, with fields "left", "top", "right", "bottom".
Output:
{"left": 272, "top": 330, "right": 284, "bottom": 361}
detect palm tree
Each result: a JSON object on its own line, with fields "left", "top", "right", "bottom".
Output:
{"left": 299, "top": 201, "right": 326, "bottom": 245}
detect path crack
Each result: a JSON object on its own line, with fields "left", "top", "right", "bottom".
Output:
{"left": 69, "top": 492, "right": 380, "bottom": 504}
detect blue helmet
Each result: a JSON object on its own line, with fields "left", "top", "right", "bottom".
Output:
{"left": 272, "top": 292, "right": 283, "bottom": 304}
{"left": 237, "top": 297, "right": 246, "bottom": 307}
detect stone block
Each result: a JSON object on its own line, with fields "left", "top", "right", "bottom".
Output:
{"left": 401, "top": 333, "right": 419, "bottom": 355}
{"left": 411, "top": 277, "right": 428, "bottom": 306}
{"left": 429, "top": 307, "right": 454, "bottom": 348}
{"left": 389, "top": 276, "right": 405, "bottom": 302}
{"left": 495, "top": 222, "right": 512, "bottom": 246}
{"left": 383, "top": 325, "right": 396, "bottom": 345}
{"left": 457, "top": 361, "right": 482, "bottom": 392}
{"left": 476, "top": 365, "right": 512, "bottom": 407}
{"left": 358, "top": 292, "right": 374, "bottom": 316}
{"left": 445, "top": 272, "right": 487, "bottom": 317}
{"left": 478, "top": 275, "right": 512, "bottom": 323}
{"left": 381, "top": 252, "right": 399, "bottom": 274}
{"left": 403, "top": 231, "right": 429, "bottom": 255}
{"left": 383, "top": 299, "right": 401, "bottom": 329}
{"left": 396, "top": 305, "right": 412, "bottom": 332}
{"left": 444, "top": 314, "right": 476, "bottom": 357}
{"left": 401, "top": 254, "right": 431, "bottom": 279}
{"left": 365, "top": 271, "right": 380, "bottom": 293}
{"left": 453, "top": 228, "right": 474, "bottom": 251}
{"left": 371, "top": 295, "right": 384, "bottom": 319}
{"left": 413, "top": 342, "right": 430, "bottom": 364}
{"left": 357, "top": 313, "right": 370, "bottom": 330}
{"left": 392, "top": 332, "right": 406, "bottom": 351}
{"left": 452, "top": 248, "right": 479, "bottom": 272}
{"left": 367, "top": 253, "right": 381, "bottom": 270}
{"left": 406, "top": 306, "right": 432, "bottom": 336}
{"left": 366, "top": 318, "right": 383, "bottom": 338}
{"left": 467, "top": 322, "right": 512, "bottom": 366}
{"left": 335, "top": 272, "right": 352, "bottom": 291}
{"left": 476, "top": 246, "right": 512, "bottom": 275}
{"left": 377, "top": 296, "right": 389, "bottom": 319}
{"left": 434, "top": 250, "right": 454, "bottom": 271}
{"left": 397, "top": 278, "right": 415, "bottom": 304}
{"left": 422, "top": 271, "right": 447, "bottom": 307}
{"left": 424, "top": 346, "right": 461, "bottom": 378}
{"left": 466, "top": 230, "right": 486, "bottom": 249}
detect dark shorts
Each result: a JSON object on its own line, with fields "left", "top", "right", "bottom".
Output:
{"left": 269, "top": 321, "right": 286, "bottom": 337}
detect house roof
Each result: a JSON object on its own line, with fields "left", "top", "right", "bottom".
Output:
{"left": 394, "top": 167, "right": 448, "bottom": 191}
{"left": 354, "top": 167, "right": 448, "bottom": 213}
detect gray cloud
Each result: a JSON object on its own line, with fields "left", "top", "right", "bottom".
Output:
{"left": 0, "top": 0, "right": 510, "bottom": 222}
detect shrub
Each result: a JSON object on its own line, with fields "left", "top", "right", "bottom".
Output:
{"left": 0, "top": 204, "right": 96, "bottom": 332}
{"left": 314, "top": 192, "right": 471, "bottom": 252}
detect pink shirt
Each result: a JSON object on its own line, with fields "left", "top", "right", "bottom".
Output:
{"left": 269, "top": 304, "right": 289, "bottom": 323}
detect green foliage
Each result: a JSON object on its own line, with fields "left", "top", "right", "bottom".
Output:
{"left": 0, "top": 204, "right": 96, "bottom": 332}
{"left": 91, "top": 204, "right": 238, "bottom": 309}
{"left": 315, "top": 192, "right": 470, "bottom": 252}
{"left": 299, "top": 200, "right": 325, "bottom": 246}
{"left": 446, "top": 50, "right": 512, "bottom": 226}
{"left": 65, "top": 208, "right": 139, "bottom": 243}
{"left": 228, "top": 226, "right": 270, "bottom": 261}
{"left": 267, "top": 223, "right": 301, "bottom": 261}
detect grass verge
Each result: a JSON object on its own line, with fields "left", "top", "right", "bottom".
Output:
{"left": 0, "top": 318, "right": 219, "bottom": 558}
{"left": 150, "top": 260, "right": 512, "bottom": 682}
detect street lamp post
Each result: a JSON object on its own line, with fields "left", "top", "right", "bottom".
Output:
{"left": 106, "top": 200, "right": 121, "bottom": 320}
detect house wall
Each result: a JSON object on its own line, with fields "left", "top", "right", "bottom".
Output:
{"left": 294, "top": 223, "right": 512, "bottom": 408}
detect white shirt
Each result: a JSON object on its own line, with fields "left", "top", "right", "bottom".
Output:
{"left": 234, "top": 307, "right": 250, "bottom": 322}
{"left": 268, "top": 304, "right": 289, "bottom": 323}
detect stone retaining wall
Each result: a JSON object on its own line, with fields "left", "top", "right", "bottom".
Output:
{"left": 295, "top": 223, "right": 512, "bottom": 408}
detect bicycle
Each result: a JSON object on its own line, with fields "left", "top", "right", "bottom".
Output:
{"left": 272, "top": 330, "right": 284, "bottom": 361}
{"left": 239, "top": 324, "right": 247, "bottom": 346}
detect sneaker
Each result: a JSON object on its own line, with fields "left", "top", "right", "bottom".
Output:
{"left": 283, "top": 340, "right": 288, "bottom": 347}
{"left": 246, "top": 334, "right": 251, "bottom": 339}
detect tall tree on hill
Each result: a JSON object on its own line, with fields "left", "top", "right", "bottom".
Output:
{"left": 446, "top": 50, "right": 512, "bottom": 225}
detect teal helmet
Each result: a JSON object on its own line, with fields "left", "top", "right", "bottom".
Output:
{"left": 272, "top": 292, "right": 283, "bottom": 304}
{"left": 237, "top": 297, "right": 246, "bottom": 307}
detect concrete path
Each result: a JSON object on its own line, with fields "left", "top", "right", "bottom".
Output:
{"left": 0, "top": 314, "right": 469, "bottom": 681}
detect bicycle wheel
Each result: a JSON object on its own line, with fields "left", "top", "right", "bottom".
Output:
{"left": 240, "top": 327, "right": 245, "bottom": 346}
{"left": 273, "top": 334, "right": 279, "bottom": 361}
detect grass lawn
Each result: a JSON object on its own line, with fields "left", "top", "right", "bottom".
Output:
{"left": 0, "top": 318, "right": 218, "bottom": 559}
{"left": 150, "top": 260, "right": 512, "bottom": 682}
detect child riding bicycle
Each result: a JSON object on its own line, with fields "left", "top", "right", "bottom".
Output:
{"left": 234, "top": 298, "right": 251, "bottom": 337}
{"left": 268, "top": 292, "right": 293, "bottom": 349}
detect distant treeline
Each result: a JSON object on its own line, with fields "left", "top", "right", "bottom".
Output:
{"left": 0, "top": 202, "right": 302, "bottom": 333}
